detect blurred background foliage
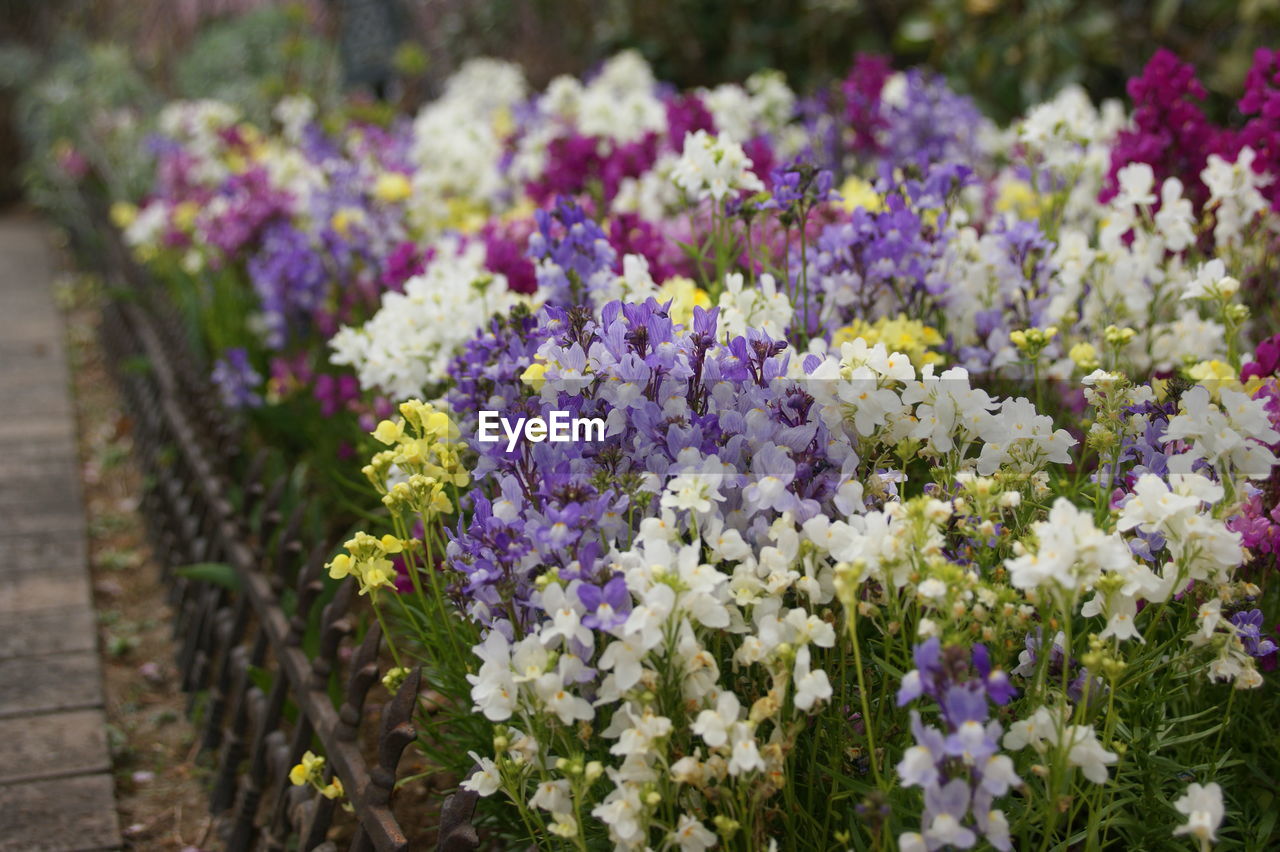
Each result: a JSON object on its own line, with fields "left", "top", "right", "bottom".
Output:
{"left": 5, "top": 0, "right": 1280, "bottom": 210}
{"left": 416, "top": 0, "right": 1280, "bottom": 121}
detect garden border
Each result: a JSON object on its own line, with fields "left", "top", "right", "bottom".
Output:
{"left": 93, "top": 215, "right": 482, "bottom": 851}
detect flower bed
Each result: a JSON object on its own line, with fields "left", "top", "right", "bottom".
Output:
{"left": 108, "top": 48, "right": 1280, "bottom": 850}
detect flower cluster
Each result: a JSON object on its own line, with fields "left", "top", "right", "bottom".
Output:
{"left": 110, "top": 46, "right": 1280, "bottom": 851}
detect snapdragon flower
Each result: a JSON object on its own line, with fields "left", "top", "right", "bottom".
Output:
{"left": 671, "top": 130, "right": 765, "bottom": 204}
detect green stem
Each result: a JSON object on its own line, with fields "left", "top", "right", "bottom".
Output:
{"left": 848, "top": 601, "right": 885, "bottom": 788}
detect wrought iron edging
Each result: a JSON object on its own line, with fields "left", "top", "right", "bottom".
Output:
{"left": 95, "top": 219, "right": 434, "bottom": 851}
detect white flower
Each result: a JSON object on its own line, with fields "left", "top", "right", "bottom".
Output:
{"left": 662, "top": 472, "right": 725, "bottom": 514}
{"left": 1115, "top": 162, "right": 1157, "bottom": 210}
{"left": 975, "top": 397, "right": 1076, "bottom": 475}
{"left": 529, "top": 778, "right": 572, "bottom": 813}
{"left": 1173, "top": 782, "right": 1224, "bottom": 843}
{"left": 610, "top": 707, "right": 674, "bottom": 757}
{"left": 792, "top": 646, "right": 832, "bottom": 711}
{"left": 692, "top": 691, "right": 741, "bottom": 748}
{"left": 1004, "top": 498, "right": 1132, "bottom": 594}
{"left": 598, "top": 634, "right": 648, "bottom": 692}
{"left": 897, "top": 745, "right": 939, "bottom": 789}
{"left": 670, "top": 814, "right": 718, "bottom": 851}
{"left": 717, "top": 271, "right": 794, "bottom": 340}
{"left": 547, "top": 812, "right": 578, "bottom": 838}
{"left": 1155, "top": 177, "right": 1196, "bottom": 251}
{"left": 672, "top": 130, "right": 765, "bottom": 203}
{"left": 1117, "top": 474, "right": 1201, "bottom": 535}
{"left": 980, "top": 754, "right": 1022, "bottom": 797}
{"left": 1181, "top": 259, "right": 1231, "bottom": 302}
{"left": 1166, "top": 386, "right": 1279, "bottom": 479}
{"left": 727, "top": 724, "right": 766, "bottom": 775}
{"left": 467, "top": 632, "right": 516, "bottom": 721}
{"left": 1065, "top": 724, "right": 1117, "bottom": 784}
{"left": 1202, "top": 147, "right": 1272, "bottom": 248}
{"left": 622, "top": 582, "right": 676, "bottom": 650}
{"left": 979, "top": 808, "right": 1013, "bottom": 852}
{"left": 460, "top": 753, "right": 501, "bottom": 796}
{"left": 1004, "top": 707, "right": 1116, "bottom": 783}
{"left": 898, "top": 832, "right": 928, "bottom": 852}
{"left": 917, "top": 577, "right": 948, "bottom": 601}
{"left": 534, "top": 670, "right": 594, "bottom": 725}
{"left": 701, "top": 70, "right": 795, "bottom": 142}
{"left": 572, "top": 51, "right": 666, "bottom": 144}
{"left": 592, "top": 782, "right": 647, "bottom": 847}
{"left": 273, "top": 94, "right": 315, "bottom": 142}
{"left": 538, "top": 583, "right": 592, "bottom": 649}
{"left": 330, "top": 238, "right": 526, "bottom": 397}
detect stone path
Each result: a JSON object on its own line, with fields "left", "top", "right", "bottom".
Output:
{"left": 0, "top": 214, "right": 121, "bottom": 851}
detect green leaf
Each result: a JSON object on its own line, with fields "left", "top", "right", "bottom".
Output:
{"left": 173, "top": 562, "right": 241, "bottom": 591}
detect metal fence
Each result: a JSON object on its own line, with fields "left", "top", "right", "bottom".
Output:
{"left": 95, "top": 221, "right": 482, "bottom": 850}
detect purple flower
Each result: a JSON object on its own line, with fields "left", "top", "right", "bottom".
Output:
{"left": 897, "top": 641, "right": 1021, "bottom": 851}
{"left": 211, "top": 348, "right": 262, "bottom": 410}
{"left": 1103, "top": 49, "right": 1236, "bottom": 213}
{"left": 1231, "top": 609, "right": 1278, "bottom": 658}
{"left": 972, "top": 644, "right": 1017, "bottom": 705}
{"left": 841, "top": 54, "right": 893, "bottom": 157}
{"left": 527, "top": 197, "right": 617, "bottom": 305}
{"left": 247, "top": 222, "right": 328, "bottom": 349}
{"left": 578, "top": 575, "right": 630, "bottom": 630}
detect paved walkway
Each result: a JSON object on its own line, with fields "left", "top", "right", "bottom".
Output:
{"left": 0, "top": 214, "right": 121, "bottom": 850}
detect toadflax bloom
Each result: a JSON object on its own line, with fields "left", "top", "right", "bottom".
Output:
{"left": 671, "top": 130, "right": 765, "bottom": 203}
{"left": 1172, "top": 781, "right": 1224, "bottom": 846}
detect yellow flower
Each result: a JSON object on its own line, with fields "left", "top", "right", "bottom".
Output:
{"left": 656, "top": 276, "right": 712, "bottom": 327}
{"left": 1186, "top": 359, "right": 1240, "bottom": 399}
{"left": 1069, "top": 342, "right": 1100, "bottom": 371}
{"left": 995, "top": 179, "right": 1042, "bottom": 220}
{"left": 446, "top": 198, "right": 487, "bottom": 233}
{"left": 379, "top": 534, "right": 403, "bottom": 554}
{"left": 503, "top": 195, "right": 537, "bottom": 223}
{"left": 360, "top": 557, "right": 396, "bottom": 593}
{"left": 289, "top": 751, "right": 324, "bottom": 786}
{"left": 832, "top": 315, "right": 944, "bottom": 368}
{"left": 1104, "top": 325, "right": 1136, "bottom": 348}
{"left": 492, "top": 106, "right": 514, "bottom": 138}
{"left": 330, "top": 207, "right": 365, "bottom": 238}
{"left": 423, "top": 410, "right": 460, "bottom": 441}
{"left": 320, "top": 778, "right": 344, "bottom": 800}
{"left": 372, "top": 419, "right": 404, "bottom": 445}
{"left": 1010, "top": 326, "right": 1056, "bottom": 355}
{"left": 522, "top": 362, "right": 548, "bottom": 392}
{"left": 839, "top": 176, "right": 884, "bottom": 213}
{"left": 109, "top": 202, "right": 138, "bottom": 228}
{"left": 373, "top": 172, "right": 412, "bottom": 203}
{"left": 381, "top": 666, "right": 411, "bottom": 693}
{"left": 398, "top": 399, "right": 428, "bottom": 430}
{"left": 429, "top": 489, "right": 454, "bottom": 514}
{"left": 326, "top": 553, "right": 353, "bottom": 581}
{"left": 174, "top": 201, "right": 200, "bottom": 232}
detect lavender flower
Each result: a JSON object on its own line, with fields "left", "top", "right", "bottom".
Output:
{"left": 211, "top": 347, "right": 263, "bottom": 409}
{"left": 896, "top": 639, "right": 1020, "bottom": 851}
{"left": 1230, "top": 609, "right": 1277, "bottom": 658}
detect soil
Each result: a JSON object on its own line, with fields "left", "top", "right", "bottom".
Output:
{"left": 59, "top": 260, "right": 219, "bottom": 851}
